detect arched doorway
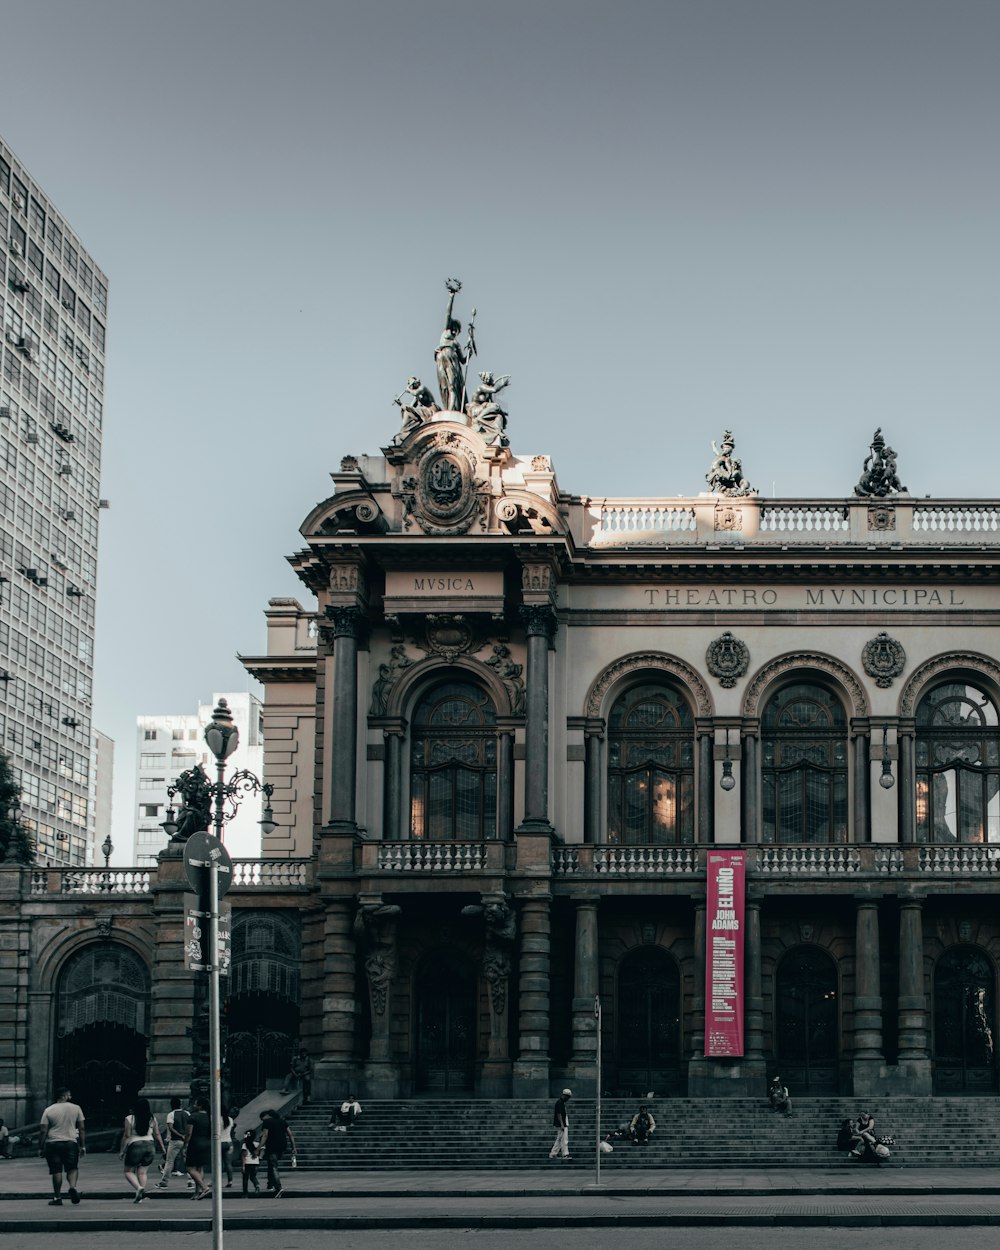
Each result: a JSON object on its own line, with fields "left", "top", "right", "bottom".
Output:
{"left": 54, "top": 943, "right": 151, "bottom": 1130}
{"left": 774, "top": 946, "right": 838, "bottom": 1092}
{"left": 615, "top": 948, "right": 682, "bottom": 1096}
{"left": 414, "top": 953, "right": 477, "bottom": 1092}
{"left": 224, "top": 911, "right": 301, "bottom": 1106}
{"left": 934, "top": 945, "right": 997, "bottom": 1093}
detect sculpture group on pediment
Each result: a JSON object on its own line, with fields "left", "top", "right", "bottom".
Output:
{"left": 854, "top": 428, "right": 906, "bottom": 498}
{"left": 392, "top": 280, "right": 512, "bottom": 447}
{"left": 706, "top": 431, "right": 755, "bottom": 497}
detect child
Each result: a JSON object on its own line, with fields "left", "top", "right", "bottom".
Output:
{"left": 240, "top": 1130, "right": 260, "bottom": 1196}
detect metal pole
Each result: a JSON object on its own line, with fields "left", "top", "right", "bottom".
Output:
{"left": 595, "top": 994, "right": 602, "bottom": 1186}
{"left": 209, "top": 760, "right": 225, "bottom": 1250}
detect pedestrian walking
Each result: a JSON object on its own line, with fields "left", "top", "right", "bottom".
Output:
{"left": 155, "top": 1096, "right": 189, "bottom": 1188}
{"left": 259, "top": 1108, "right": 296, "bottom": 1197}
{"left": 240, "top": 1129, "right": 261, "bottom": 1196}
{"left": 38, "top": 1086, "right": 85, "bottom": 1206}
{"left": 183, "top": 1097, "right": 212, "bottom": 1200}
{"left": 548, "top": 1088, "right": 572, "bottom": 1160}
{"left": 120, "top": 1097, "right": 164, "bottom": 1203}
{"left": 220, "top": 1104, "right": 237, "bottom": 1187}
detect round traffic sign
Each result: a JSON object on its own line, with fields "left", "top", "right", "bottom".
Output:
{"left": 182, "top": 831, "right": 234, "bottom": 900}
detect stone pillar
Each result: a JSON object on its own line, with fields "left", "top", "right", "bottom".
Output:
{"left": 479, "top": 893, "right": 515, "bottom": 1097}
{"left": 141, "top": 849, "right": 198, "bottom": 1102}
{"left": 357, "top": 893, "right": 400, "bottom": 1098}
{"left": 744, "top": 894, "right": 764, "bottom": 1062}
{"left": 313, "top": 895, "right": 358, "bottom": 1099}
{"left": 697, "top": 721, "right": 714, "bottom": 843}
{"left": 583, "top": 724, "right": 603, "bottom": 844}
{"left": 852, "top": 893, "right": 884, "bottom": 1094}
{"left": 324, "top": 605, "right": 364, "bottom": 832}
{"left": 691, "top": 895, "right": 707, "bottom": 1059}
{"left": 898, "top": 719, "right": 917, "bottom": 843}
{"left": 741, "top": 729, "right": 759, "bottom": 843}
{"left": 852, "top": 723, "right": 871, "bottom": 842}
{"left": 570, "top": 897, "right": 600, "bottom": 1093}
{"left": 517, "top": 605, "right": 557, "bottom": 834}
{"left": 496, "top": 725, "right": 515, "bottom": 841}
{"left": 896, "top": 893, "right": 931, "bottom": 1093}
{"left": 512, "top": 894, "right": 551, "bottom": 1096}
{"left": 382, "top": 726, "right": 404, "bottom": 840}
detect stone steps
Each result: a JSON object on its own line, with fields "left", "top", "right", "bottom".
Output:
{"left": 283, "top": 1097, "right": 999, "bottom": 1170}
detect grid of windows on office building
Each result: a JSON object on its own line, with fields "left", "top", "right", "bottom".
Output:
{"left": 0, "top": 139, "right": 108, "bottom": 865}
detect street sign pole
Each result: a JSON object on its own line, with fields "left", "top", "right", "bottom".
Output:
{"left": 595, "top": 994, "right": 602, "bottom": 1186}
{"left": 208, "top": 855, "right": 223, "bottom": 1250}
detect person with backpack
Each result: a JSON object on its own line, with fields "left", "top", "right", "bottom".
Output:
{"left": 156, "top": 1096, "right": 189, "bottom": 1188}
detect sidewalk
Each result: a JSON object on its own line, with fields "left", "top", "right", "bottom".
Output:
{"left": 3, "top": 1153, "right": 1000, "bottom": 1230}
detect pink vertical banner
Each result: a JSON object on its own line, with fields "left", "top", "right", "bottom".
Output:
{"left": 704, "top": 849, "right": 746, "bottom": 1057}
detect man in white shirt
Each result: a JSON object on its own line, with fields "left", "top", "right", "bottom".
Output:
{"left": 38, "top": 1087, "right": 86, "bottom": 1206}
{"left": 156, "top": 1096, "right": 189, "bottom": 1187}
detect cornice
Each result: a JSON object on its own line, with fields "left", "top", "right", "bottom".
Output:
{"left": 239, "top": 654, "right": 317, "bottom": 685}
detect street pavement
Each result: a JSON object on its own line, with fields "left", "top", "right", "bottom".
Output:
{"left": 2, "top": 1152, "right": 1000, "bottom": 1231}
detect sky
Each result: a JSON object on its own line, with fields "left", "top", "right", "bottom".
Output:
{"left": 1, "top": 0, "right": 998, "bottom": 861}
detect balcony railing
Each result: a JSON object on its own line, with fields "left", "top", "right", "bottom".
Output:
{"left": 30, "top": 867, "right": 152, "bottom": 895}
{"left": 361, "top": 840, "right": 511, "bottom": 874}
{"left": 230, "top": 859, "right": 312, "bottom": 889}
{"left": 582, "top": 497, "right": 1000, "bottom": 548}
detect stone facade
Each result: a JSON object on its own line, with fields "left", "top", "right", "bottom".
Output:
{"left": 3, "top": 410, "right": 1000, "bottom": 1123}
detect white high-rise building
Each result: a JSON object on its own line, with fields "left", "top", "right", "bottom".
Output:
{"left": 0, "top": 135, "right": 110, "bottom": 866}
{"left": 133, "top": 692, "right": 264, "bottom": 865}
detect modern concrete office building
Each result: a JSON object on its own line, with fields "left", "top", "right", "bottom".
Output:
{"left": 133, "top": 692, "right": 264, "bottom": 864}
{"left": 0, "top": 134, "right": 109, "bottom": 866}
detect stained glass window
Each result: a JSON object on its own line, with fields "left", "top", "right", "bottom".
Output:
{"left": 410, "top": 681, "right": 497, "bottom": 840}
{"left": 762, "top": 683, "right": 848, "bottom": 843}
{"left": 607, "top": 684, "right": 694, "bottom": 844}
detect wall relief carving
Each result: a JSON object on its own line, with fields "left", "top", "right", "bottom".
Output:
{"left": 400, "top": 433, "right": 488, "bottom": 536}
{"left": 741, "top": 652, "right": 868, "bottom": 717}
{"left": 706, "top": 632, "right": 750, "bottom": 688}
{"left": 861, "top": 632, "right": 906, "bottom": 688}
{"left": 370, "top": 644, "right": 417, "bottom": 716}
{"left": 585, "top": 652, "right": 713, "bottom": 719}
{"left": 484, "top": 643, "right": 525, "bottom": 715}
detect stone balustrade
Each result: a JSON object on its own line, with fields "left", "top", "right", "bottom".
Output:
{"left": 19, "top": 843, "right": 1000, "bottom": 893}
{"left": 584, "top": 497, "right": 1000, "bottom": 547}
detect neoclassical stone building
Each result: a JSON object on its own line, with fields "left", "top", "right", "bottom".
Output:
{"left": 3, "top": 307, "right": 1000, "bottom": 1125}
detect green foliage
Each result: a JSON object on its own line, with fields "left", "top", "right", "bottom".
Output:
{"left": 0, "top": 749, "right": 35, "bottom": 865}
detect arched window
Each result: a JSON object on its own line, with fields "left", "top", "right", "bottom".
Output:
{"left": 410, "top": 680, "right": 497, "bottom": 840}
{"left": 607, "top": 683, "right": 694, "bottom": 844}
{"left": 762, "top": 682, "right": 847, "bottom": 843}
{"left": 916, "top": 682, "right": 1000, "bottom": 844}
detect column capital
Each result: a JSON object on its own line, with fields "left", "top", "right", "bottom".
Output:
{"left": 323, "top": 604, "right": 366, "bottom": 640}
{"left": 852, "top": 890, "right": 882, "bottom": 907}
{"left": 519, "top": 603, "right": 557, "bottom": 641}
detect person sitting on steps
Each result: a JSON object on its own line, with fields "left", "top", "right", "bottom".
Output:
{"left": 768, "top": 1075, "right": 792, "bottom": 1116}
{"left": 629, "top": 1104, "right": 656, "bottom": 1145}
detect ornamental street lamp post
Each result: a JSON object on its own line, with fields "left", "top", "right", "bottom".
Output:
{"left": 161, "top": 697, "right": 276, "bottom": 1250}
{"left": 100, "top": 834, "right": 113, "bottom": 890}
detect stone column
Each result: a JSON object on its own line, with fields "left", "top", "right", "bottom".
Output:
{"left": 382, "top": 726, "right": 404, "bottom": 840}
{"left": 744, "top": 894, "right": 764, "bottom": 1061}
{"left": 583, "top": 724, "right": 603, "bottom": 844}
{"left": 852, "top": 723, "right": 871, "bottom": 842}
{"left": 512, "top": 894, "right": 551, "bottom": 1096}
{"left": 357, "top": 894, "right": 400, "bottom": 1098}
{"left": 324, "top": 605, "right": 364, "bottom": 832}
{"left": 896, "top": 893, "right": 931, "bottom": 1093}
{"left": 496, "top": 724, "right": 515, "bottom": 841}
{"left": 852, "top": 893, "right": 884, "bottom": 1093}
{"left": 479, "top": 893, "right": 515, "bottom": 1097}
{"left": 741, "top": 729, "right": 759, "bottom": 843}
{"left": 312, "top": 896, "right": 358, "bottom": 1099}
{"left": 570, "top": 897, "right": 600, "bottom": 1093}
{"left": 140, "top": 849, "right": 198, "bottom": 1103}
{"left": 517, "top": 605, "right": 557, "bottom": 834}
{"left": 697, "top": 721, "right": 714, "bottom": 844}
{"left": 691, "top": 895, "right": 707, "bottom": 1059}
{"left": 898, "top": 719, "right": 917, "bottom": 843}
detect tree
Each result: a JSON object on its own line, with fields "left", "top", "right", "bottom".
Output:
{"left": 0, "top": 749, "right": 34, "bottom": 865}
